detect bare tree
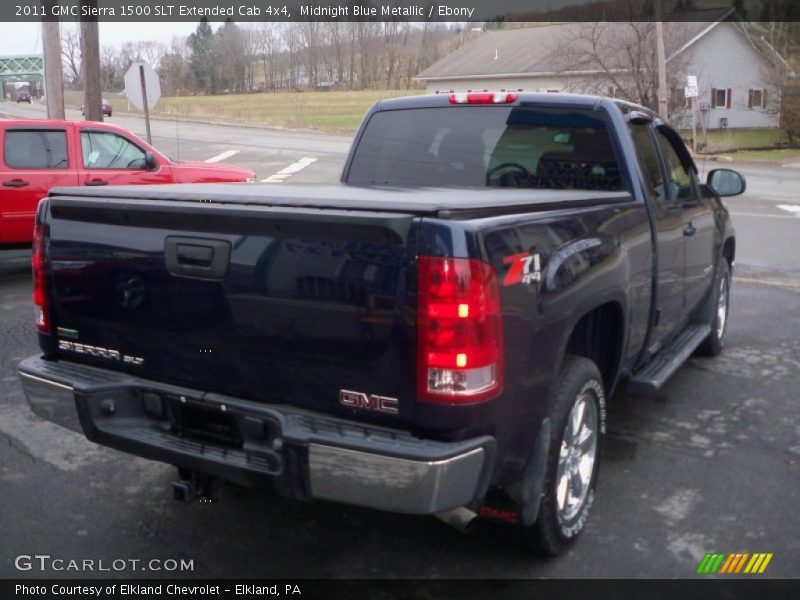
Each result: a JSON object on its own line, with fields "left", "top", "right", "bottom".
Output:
{"left": 61, "top": 26, "right": 82, "bottom": 88}
{"left": 99, "top": 45, "right": 119, "bottom": 90}
{"left": 549, "top": 22, "right": 692, "bottom": 114}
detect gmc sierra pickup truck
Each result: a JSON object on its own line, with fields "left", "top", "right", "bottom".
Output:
{"left": 19, "top": 92, "right": 742, "bottom": 555}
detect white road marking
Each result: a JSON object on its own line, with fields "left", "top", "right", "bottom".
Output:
{"left": 262, "top": 157, "right": 318, "bottom": 183}
{"left": 730, "top": 211, "right": 799, "bottom": 220}
{"left": 776, "top": 204, "right": 800, "bottom": 216}
{"left": 204, "top": 149, "right": 240, "bottom": 163}
{"left": 734, "top": 276, "right": 800, "bottom": 290}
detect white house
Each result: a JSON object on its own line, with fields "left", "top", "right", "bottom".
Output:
{"left": 414, "top": 9, "right": 792, "bottom": 129}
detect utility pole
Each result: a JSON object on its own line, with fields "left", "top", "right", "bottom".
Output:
{"left": 80, "top": 0, "right": 102, "bottom": 121}
{"left": 41, "top": 10, "right": 65, "bottom": 119}
{"left": 655, "top": 1, "right": 669, "bottom": 120}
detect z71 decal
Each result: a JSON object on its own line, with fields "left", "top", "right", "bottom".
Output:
{"left": 503, "top": 252, "right": 542, "bottom": 287}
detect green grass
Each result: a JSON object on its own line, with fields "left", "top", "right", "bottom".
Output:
{"left": 65, "top": 89, "right": 424, "bottom": 133}
{"left": 688, "top": 128, "right": 786, "bottom": 152}
{"left": 727, "top": 148, "right": 800, "bottom": 162}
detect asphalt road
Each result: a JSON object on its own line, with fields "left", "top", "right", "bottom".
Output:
{"left": 1, "top": 101, "right": 799, "bottom": 579}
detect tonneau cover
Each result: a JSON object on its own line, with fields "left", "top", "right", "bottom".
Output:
{"left": 49, "top": 183, "right": 633, "bottom": 218}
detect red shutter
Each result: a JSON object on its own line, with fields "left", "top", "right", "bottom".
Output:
{"left": 711, "top": 88, "right": 717, "bottom": 108}
{"left": 762, "top": 89, "right": 767, "bottom": 108}
{"left": 726, "top": 88, "right": 732, "bottom": 108}
{"left": 748, "top": 89, "right": 753, "bottom": 108}
{"left": 608, "top": 86, "right": 615, "bottom": 98}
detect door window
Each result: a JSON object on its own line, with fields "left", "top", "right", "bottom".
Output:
{"left": 628, "top": 123, "right": 665, "bottom": 204}
{"left": 4, "top": 130, "right": 68, "bottom": 169}
{"left": 81, "top": 131, "right": 146, "bottom": 169}
{"left": 655, "top": 131, "right": 694, "bottom": 204}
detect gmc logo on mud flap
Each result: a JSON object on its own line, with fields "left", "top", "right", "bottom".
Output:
{"left": 339, "top": 390, "right": 399, "bottom": 415}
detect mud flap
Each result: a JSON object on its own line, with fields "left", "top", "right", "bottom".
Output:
{"left": 505, "top": 418, "right": 551, "bottom": 527}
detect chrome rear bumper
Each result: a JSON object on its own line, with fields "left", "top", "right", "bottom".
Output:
{"left": 19, "top": 355, "right": 495, "bottom": 514}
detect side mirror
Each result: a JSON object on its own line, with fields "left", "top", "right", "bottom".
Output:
{"left": 144, "top": 151, "right": 158, "bottom": 171}
{"left": 707, "top": 168, "right": 746, "bottom": 197}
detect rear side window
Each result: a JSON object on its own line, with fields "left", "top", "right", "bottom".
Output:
{"left": 81, "top": 131, "right": 146, "bottom": 169}
{"left": 656, "top": 130, "right": 694, "bottom": 202}
{"left": 346, "top": 106, "right": 624, "bottom": 191}
{"left": 4, "top": 130, "right": 68, "bottom": 169}
{"left": 628, "top": 123, "right": 666, "bottom": 204}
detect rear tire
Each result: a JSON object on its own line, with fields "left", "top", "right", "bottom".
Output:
{"left": 697, "top": 260, "right": 731, "bottom": 356}
{"left": 523, "top": 355, "right": 605, "bottom": 555}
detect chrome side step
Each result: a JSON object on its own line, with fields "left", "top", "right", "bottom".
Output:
{"left": 627, "top": 324, "right": 711, "bottom": 394}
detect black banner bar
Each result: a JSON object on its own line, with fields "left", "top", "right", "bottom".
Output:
{"left": 4, "top": 579, "right": 800, "bottom": 600}
{"left": 5, "top": 0, "right": 800, "bottom": 22}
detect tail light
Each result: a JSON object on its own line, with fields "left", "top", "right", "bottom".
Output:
{"left": 417, "top": 257, "right": 504, "bottom": 404}
{"left": 449, "top": 92, "right": 518, "bottom": 105}
{"left": 32, "top": 223, "right": 51, "bottom": 334}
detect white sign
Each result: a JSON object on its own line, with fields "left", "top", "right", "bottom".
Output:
{"left": 124, "top": 62, "right": 161, "bottom": 111}
{"left": 685, "top": 86, "right": 698, "bottom": 98}
{"left": 687, "top": 75, "right": 698, "bottom": 88}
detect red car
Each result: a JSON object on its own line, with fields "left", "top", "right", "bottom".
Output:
{"left": 80, "top": 98, "right": 113, "bottom": 117}
{"left": 0, "top": 119, "right": 255, "bottom": 246}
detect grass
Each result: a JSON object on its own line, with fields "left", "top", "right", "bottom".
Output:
{"left": 683, "top": 128, "right": 787, "bottom": 152}
{"left": 726, "top": 148, "right": 800, "bottom": 162}
{"left": 65, "top": 89, "right": 424, "bottom": 133}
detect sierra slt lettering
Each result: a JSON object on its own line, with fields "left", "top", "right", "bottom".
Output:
{"left": 58, "top": 340, "right": 143, "bottom": 365}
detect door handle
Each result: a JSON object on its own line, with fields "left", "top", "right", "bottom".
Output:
{"left": 85, "top": 179, "right": 108, "bottom": 186}
{"left": 3, "top": 179, "right": 29, "bottom": 188}
{"left": 683, "top": 222, "right": 697, "bottom": 237}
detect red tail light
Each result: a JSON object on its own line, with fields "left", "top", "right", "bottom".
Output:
{"left": 417, "top": 257, "right": 504, "bottom": 404}
{"left": 32, "top": 223, "right": 51, "bottom": 334}
{"left": 449, "top": 92, "right": 518, "bottom": 105}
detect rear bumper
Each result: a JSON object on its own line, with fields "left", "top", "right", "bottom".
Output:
{"left": 18, "top": 355, "right": 495, "bottom": 515}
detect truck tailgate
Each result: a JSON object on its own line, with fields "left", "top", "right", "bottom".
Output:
{"left": 44, "top": 194, "right": 419, "bottom": 425}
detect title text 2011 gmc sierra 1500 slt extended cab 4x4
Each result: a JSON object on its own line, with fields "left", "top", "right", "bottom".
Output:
{"left": 19, "top": 92, "right": 742, "bottom": 555}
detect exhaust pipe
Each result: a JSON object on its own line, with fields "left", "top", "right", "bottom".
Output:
{"left": 434, "top": 507, "right": 479, "bottom": 534}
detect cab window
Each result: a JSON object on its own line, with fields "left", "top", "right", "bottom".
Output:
{"left": 81, "top": 131, "right": 146, "bottom": 169}
{"left": 4, "top": 130, "right": 68, "bottom": 169}
{"left": 656, "top": 130, "right": 694, "bottom": 203}
{"left": 628, "top": 123, "right": 666, "bottom": 204}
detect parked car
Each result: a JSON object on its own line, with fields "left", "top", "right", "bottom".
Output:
{"left": 80, "top": 98, "right": 113, "bottom": 117}
{"left": 0, "top": 119, "right": 254, "bottom": 246}
{"left": 19, "top": 93, "right": 740, "bottom": 555}
{"left": 16, "top": 89, "right": 32, "bottom": 103}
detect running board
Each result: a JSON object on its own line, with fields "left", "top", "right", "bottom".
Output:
{"left": 627, "top": 324, "right": 711, "bottom": 394}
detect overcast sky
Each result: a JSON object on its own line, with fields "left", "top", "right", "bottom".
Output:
{"left": 0, "top": 22, "right": 200, "bottom": 56}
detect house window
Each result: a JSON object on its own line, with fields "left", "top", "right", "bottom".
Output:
{"left": 710, "top": 88, "right": 732, "bottom": 109}
{"left": 749, "top": 89, "right": 767, "bottom": 109}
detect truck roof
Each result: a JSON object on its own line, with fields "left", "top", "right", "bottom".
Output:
{"left": 371, "top": 91, "right": 655, "bottom": 118}
{"left": 49, "top": 183, "right": 632, "bottom": 219}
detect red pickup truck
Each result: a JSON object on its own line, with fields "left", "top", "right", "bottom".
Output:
{"left": 0, "top": 119, "right": 255, "bottom": 246}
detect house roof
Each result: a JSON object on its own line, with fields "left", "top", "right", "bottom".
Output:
{"left": 415, "top": 9, "right": 739, "bottom": 81}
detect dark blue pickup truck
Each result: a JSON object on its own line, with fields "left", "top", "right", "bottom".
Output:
{"left": 19, "top": 92, "right": 742, "bottom": 554}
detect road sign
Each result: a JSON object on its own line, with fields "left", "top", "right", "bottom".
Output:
{"left": 124, "top": 62, "right": 160, "bottom": 111}
{"left": 687, "top": 75, "right": 698, "bottom": 88}
{"left": 685, "top": 86, "right": 698, "bottom": 98}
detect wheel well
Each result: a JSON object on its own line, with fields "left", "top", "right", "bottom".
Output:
{"left": 565, "top": 302, "right": 624, "bottom": 395}
{"left": 723, "top": 237, "right": 735, "bottom": 266}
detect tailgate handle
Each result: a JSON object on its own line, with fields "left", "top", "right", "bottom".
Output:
{"left": 165, "top": 236, "right": 231, "bottom": 280}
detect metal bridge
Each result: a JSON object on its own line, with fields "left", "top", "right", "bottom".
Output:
{"left": 0, "top": 55, "right": 44, "bottom": 98}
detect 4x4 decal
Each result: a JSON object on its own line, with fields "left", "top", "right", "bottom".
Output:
{"left": 503, "top": 252, "right": 542, "bottom": 286}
